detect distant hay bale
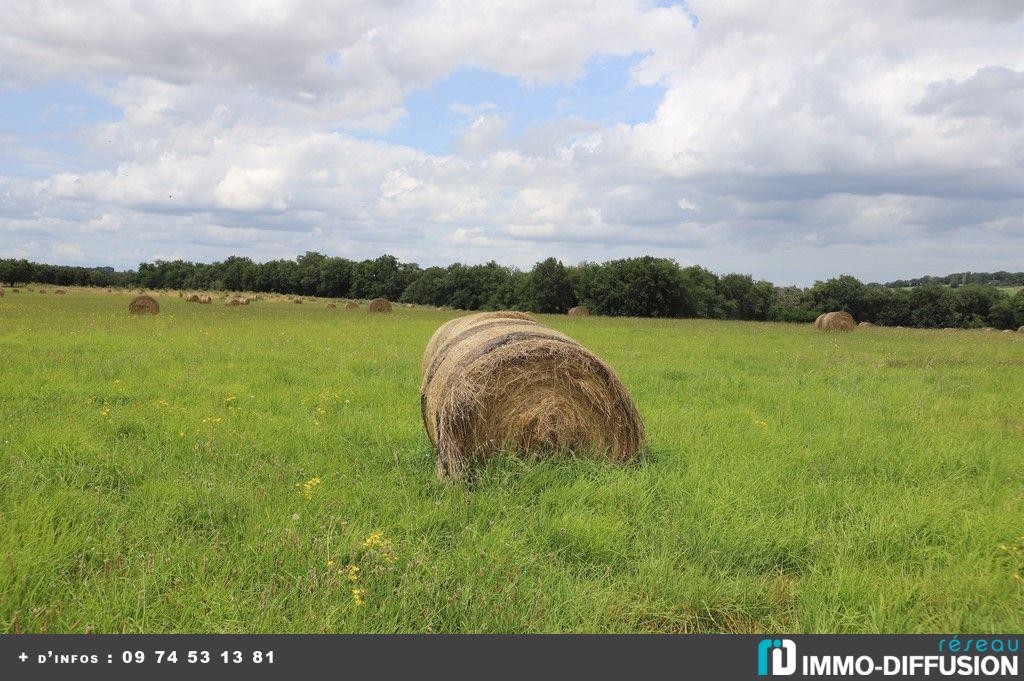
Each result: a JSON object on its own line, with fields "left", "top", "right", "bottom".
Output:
{"left": 186, "top": 294, "right": 200, "bottom": 302}
{"left": 325, "top": 302, "right": 337, "bottom": 310}
{"left": 981, "top": 327, "right": 996, "bottom": 332}
{"left": 199, "top": 295, "right": 212, "bottom": 304}
{"left": 128, "top": 294, "right": 159, "bottom": 315}
{"left": 368, "top": 298, "right": 392, "bottom": 313}
{"left": 857, "top": 321, "right": 874, "bottom": 327}
{"left": 405, "top": 303, "right": 414, "bottom": 308}
{"left": 567, "top": 306, "right": 590, "bottom": 316}
{"left": 421, "top": 312, "right": 644, "bottom": 479}
{"left": 39, "top": 289, "right": 46, "bottom": 294}
{"left": 11, "top": 288, "right": 19, "bottom": 293}
{"left": 292, "top": 297, "right": 303, "bottom": 304}
{"left": 226, "top": 298, "right": 242, "bottom": 306}
{"left": 54, "top": 289, "right": 67, "bottom": 295}
{"left": 817, "top": 311, "right": 855, "bottom": 332}
{"left": 345, "top": 301, "right": 359, "bottom": 309}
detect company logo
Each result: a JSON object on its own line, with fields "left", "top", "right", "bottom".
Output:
{"left": 758, "top": 639, "right": 797, "bottom": 676}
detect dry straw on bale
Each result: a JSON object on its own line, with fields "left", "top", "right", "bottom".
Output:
{"left": 816, "top": 311, "right": 856, "bottom": 332}
{"left": 325, "top": 303, "right": 337, "bottom": 310}
{"left": 858, "top": 321, "right": 874, "bottom": 327}
{"left": 368, "top": 298, "right": 393, "bottom": 313}
{"left": 199, "top": 295, "right": 212, "bottom": 304}
{"left": 54, "top": 289, "right": 67, "bottom": 295}
{"left": 186, "top": 294, "right": 200, "bottom": 302}
{"left": 292, "top": 298, "right": 303, "bottom": 304}
{"left": 420, "top": 311, "right": 644, "bottom": 479}
{"left": 345, "top": 301, "right": 359, "bottom": 309}
{"left": 567, "top": 306, "right": 590, "bottom": 316}
{"left": 128, "top": 294, "right": 160, "bottom": 315}
{"left": 226, "top": 298, "right": 242, "bottom": 306}
{"left": 1019, "top": 326, "right": 1024, "bottom": 333}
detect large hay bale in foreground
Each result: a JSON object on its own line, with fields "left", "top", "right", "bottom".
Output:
{"left": 421, "top": 312, "right": 645, "bottom": 479}
{"left": 568, "top": 306, "right": 590, "bottom": 316}
{"left": 368, "top": 298, "right": 392, "bottom": 313}
{"left": 128, "top": 294, "right": 159, "bottom": 315}
{"left": 817, "top": 311, "right": 855, "bottom": 332}
{"left": 345, "top": 301, "right": 359, "bottom": 309}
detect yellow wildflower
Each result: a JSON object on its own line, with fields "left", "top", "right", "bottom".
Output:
{"left": 346, "top": 564, "right": 360, "bottom": 582}
{"left": 351, "top": 588, "right": 365, "bottom": 606}
{"left": 296, "top": 477, "right": 322, "bottom": 499}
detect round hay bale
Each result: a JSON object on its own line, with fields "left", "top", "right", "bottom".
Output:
{"left": 368, "top": 298, "right": 393, "bottom": 313}
{"left": 345, "top": 301, "right": 359, "bottom": 309}
{"left": 857, "top": 321, "right": 874, "bottom": 327}
{"left": 817, "top": 311, "right": 855, "bottom": 332}
{"left": 981, "top": 327, "right": 996, "bottom": 332}
{"left": 128, "top": 294, "right": 159, "bottom": 315}
{"left": 11, "top": 288, "right": 19, "bottom": 293}
{"left": 185, "top": 294, "right": 200, "bottom": 302}
{"left": 292, "top": 297, "right": 303, "bottom": 304}
{"left": 38, "top": 289, "right": 46, "bottom": 294}
{"left": 199, "top": 295, "right": 212, "bottom": 304}
{"left": 421, "top": 312, "right": 645, "bottom": 479}
{"left": 325, "top": 302, "right": 337, "bottom": 310}
{"left": 226, "top": 298, "right": 242, "bottom": 306}
{"left": 813, "top": 313, "right": 826, "bottom": 329}
{"left": 54, "top": 289, "right": 67, "bottom": 295}
{"left": 1018, "top": 326, "right": 1024, "bottom": 333}
{"left": 405, "top": 303, "right": 414, "bottom": 308}
{"left": 567, "top": 306, "right": 590, "bottom": 316}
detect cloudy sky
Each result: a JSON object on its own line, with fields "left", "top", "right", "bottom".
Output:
{"left": 1, "top": 1, "right": 1022, "bottom": 285}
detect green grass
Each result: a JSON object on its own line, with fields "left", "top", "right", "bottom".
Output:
{"left": 1, "top": 289, "right": 1022, "bottom": 633}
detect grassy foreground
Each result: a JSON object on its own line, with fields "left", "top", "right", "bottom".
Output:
{"left": 1, "top": 289, "right": 1022, "bottom": 633}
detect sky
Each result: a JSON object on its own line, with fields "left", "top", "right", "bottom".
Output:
{"left": 0, "top": 1, "right": 1022, "bottom": 285}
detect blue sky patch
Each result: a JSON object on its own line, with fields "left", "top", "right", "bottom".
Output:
{"left": 380, "top": 54, "right": 666, "bottom": 155}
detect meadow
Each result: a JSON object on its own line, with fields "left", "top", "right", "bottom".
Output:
{"left": 1, "top": 288, "right": 1022, "bottom": 633}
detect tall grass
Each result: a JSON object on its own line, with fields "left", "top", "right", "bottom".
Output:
{"left": 1, "top": 290, "right": 1021, "bottom": 632}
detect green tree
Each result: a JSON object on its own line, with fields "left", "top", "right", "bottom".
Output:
{"left": 529, "top": 258, "right": 575, "bottom": 313}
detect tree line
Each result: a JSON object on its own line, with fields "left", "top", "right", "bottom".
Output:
{"left": 2, "top": 254, "right": 1023, "bottom": 329}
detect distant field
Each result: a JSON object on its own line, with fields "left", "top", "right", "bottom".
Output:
{"left": 1, "top": 288, "right": 1022, "bottom": 633}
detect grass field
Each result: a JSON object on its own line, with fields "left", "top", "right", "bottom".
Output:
{"left": 1, "top": 289, "right": 1022, "bottom": 633}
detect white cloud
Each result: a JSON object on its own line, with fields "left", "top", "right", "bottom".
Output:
{"left": 0, "top": 1, "right": 1022, "bottom": 284}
